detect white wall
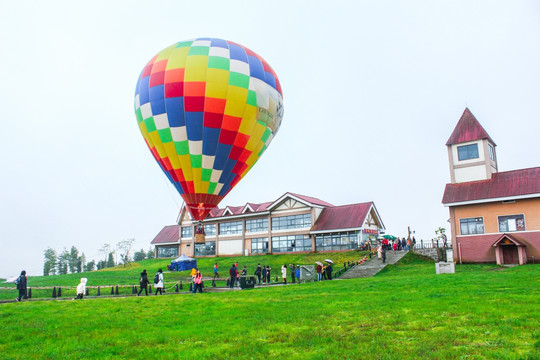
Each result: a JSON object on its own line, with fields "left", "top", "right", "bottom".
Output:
{"left": 455, "top": 165, "right": 488, "bottom": 183}
{"left": 218, "top": 239, "right": 242, "bottom": 255}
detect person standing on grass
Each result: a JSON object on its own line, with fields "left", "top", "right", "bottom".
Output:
{"left": 254, "top": 264, "right": 262, "bottom": 284}
{"left": 289, "top": 264, "right": 296, "bottom": 283}
{"left": 316, "top": 263, "right": 322, "bottom": 281}
{"left": 154, "top": 269, "right": 164, "bottom": 295}
{"left": 296, "top": 265, "right": 300, "bottom": 282}
{"left": 193, "top": 269, "right": 203, "bottom": 293}
{"left": 16, "top": 270, "right": 27, "bottom": 302}
{"left": 241, "top": 265, "right": 247, "bottom": 276}
{"left": 266, "top": 265, "right": 271, "bottom": 284}
{"left": 213, "top": 263, "right": 219, "bottom": 279}
{"left": 138, "top": 269, "right": 149, "bottom": 296}
{"left": 262, "top": 266, "right": 267, "bottom": 284}
{"left": 281, "top": 264, "right": 287, "bottom": 284}
{"left": 326, "top": 263, "right": 333, "bottom": 280}
{"left": 229, "top": 264, "right": 237, "bottom": 289}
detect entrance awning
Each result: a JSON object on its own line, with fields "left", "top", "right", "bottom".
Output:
{"left": 491, "top": 233, "right": 526, "bottom": 247}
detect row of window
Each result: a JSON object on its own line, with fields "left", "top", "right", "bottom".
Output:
{"left": 158, "top": 230, "right": 368, "bottom": 258}
{"left": 460, "top": 214, "right": 526, "bottom": 235}
{"left": 181, "top": 214, "right": 312, "bottom": 238}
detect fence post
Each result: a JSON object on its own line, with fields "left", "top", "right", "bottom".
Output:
{"left": 58, "top": 288, "right": 62, "bottom": 297}
{"left": 421, "top": 239, "right": 423, "bottom": 248}
{"left": 97, "top": 286, "right": 100, "bottom": 296}
{"left": 110, "top": 286, "right": 114, "bottom": 295}
{"left": 52, "top": 287, "right": 57, "bottom": 298}
{"left": 115, "top": 286, "right": 119, "bottom": 295}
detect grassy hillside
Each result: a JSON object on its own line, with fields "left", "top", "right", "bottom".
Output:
{"left": 0, "top": 253, "right": 538, "bottom": 359}
{"left": 0, "top": 250, "right": 369, "bottom": 300}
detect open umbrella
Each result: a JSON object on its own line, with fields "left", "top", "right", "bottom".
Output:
{"left": 382, "top": 235, "right": 397, "bottom": 241}
{"left": 315, "top": 261, "right": 323, "bottom": 266}
{"left": 324, "top": 259, "right": 334, "bottom": 264}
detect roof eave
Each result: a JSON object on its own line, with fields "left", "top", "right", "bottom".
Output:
{"left": 443, "top": 192, "right": 540, "bottom": 207}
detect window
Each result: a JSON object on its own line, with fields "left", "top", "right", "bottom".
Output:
{"left": 251, "top": 237, "right": 269, "bottom": 254}
{"left": 489, "top": 144, "right": 495, "bottom": 161}
{"left": 181, "top": 226, "right": 192, "bottom": 238}
{"left": 194, "top": 241, "right": 215, "bottom": 256}
{"left": 271, "top": 214, "right": 311, "bottom": 230}
{"left": 203, "top": 224, "right": 216, "bottom": 236}
{"left": 271, "top": 235, "right": 312, "bottom": 253}
{"left": 460, "top": 217, "right": 484, "bottom": 235}
{"left": 315, "top": 232, "right": 359, "bottom": 251}
{"left": 498, "top": 214, "right": 525, "bottom": 232}
{"left": 157, "top": 246, "right": 178, "bottom": 258}
{"left": 246, "top": 218, "right": 268, "bottom": 233}
{"left": 219, "top": 221, "right": 243, "bottom": 235}
{"left": 457, "top": 144, "right": 479, "bottom": 161}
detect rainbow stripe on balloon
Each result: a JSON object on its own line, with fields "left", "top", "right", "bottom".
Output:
{"left": 134, "top": 38, "right": 284, "bottom": 220}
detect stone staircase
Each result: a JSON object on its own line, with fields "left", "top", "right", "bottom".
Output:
{"left": 339, "top": 250, "right": 408, "bottom": 279}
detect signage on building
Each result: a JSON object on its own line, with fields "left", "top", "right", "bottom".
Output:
{"left": 362, "top": 229, "right": 378, "bottom": 234}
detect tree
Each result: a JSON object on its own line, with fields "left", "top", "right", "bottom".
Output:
{"left": 57, "top": 249, "right": 70, "bottom": 275}
{"left": 435, "top": 227, "right": 447, "bottom": 246}
{"left": 85, "top": 260, "right": 95, "bottom": 272}
{"left": 107, "top": 252, "right": 115, "bottom": 268}
{"left": 134, "top": 248, "right": 146, "bottom": 262}
{"left": 68, "top": 246, "right": 79, "bottom": 273}
{"left": 78, "top": 253, "right": 85, "bottom": 273}
{"left": 146, "top": 247, "right": 155, "bottom": 259}
{"left": 43, "top": 248, "right": 57, "bottom": 276}
{"left": 116, "top": 238, "right": 135, "bottom": 265}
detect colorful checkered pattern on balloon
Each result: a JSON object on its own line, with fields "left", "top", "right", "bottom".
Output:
{"left": 134, "top": 38, "right": 284, "bottom": 212}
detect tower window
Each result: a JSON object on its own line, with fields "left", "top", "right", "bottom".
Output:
{"left": 489, "top": 144, "right": 495, "bottom": 161}
{"left": 457, "top": 144, "right": 479, "bottom": 161}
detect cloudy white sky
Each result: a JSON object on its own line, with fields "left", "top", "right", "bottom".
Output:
{"left": 1, "top": 1, "right": 539, "bottom": 277}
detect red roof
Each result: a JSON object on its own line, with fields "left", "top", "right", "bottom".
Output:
{"left": 287, "top": 192, "right": 334, "bottom": 207}
{"left": 446, "top": 108, "right": 496, "bottom": 146}
{"left": 442, "top": 167, "right": 540, "bottom": 204}
{"left": 311, "top": 202, "right": 374, "bottom": 231}
{"left": 150, "top": 225, "right": 180, "bottom": 244}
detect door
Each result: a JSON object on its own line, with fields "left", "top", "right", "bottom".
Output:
{"left": 502, "top": 245, "right": 518, "bottom": 264}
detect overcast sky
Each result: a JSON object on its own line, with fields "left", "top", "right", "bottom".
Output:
{"left": 1, "top": 1, "right": 539, "bottom": 278}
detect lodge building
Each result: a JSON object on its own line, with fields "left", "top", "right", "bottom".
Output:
{"left": 151, "top": 192, "right": 385, "bottom": 258}
{"left": 442, "top": 108, "right": 540, "bottom": 265}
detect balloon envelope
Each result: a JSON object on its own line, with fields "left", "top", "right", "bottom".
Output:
{"left": 134, "top": 38, "right": 283, "bottom": 220}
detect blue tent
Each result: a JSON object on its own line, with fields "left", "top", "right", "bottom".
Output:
{"left": 169, "top": 254, "right": 197, "bottom": 272}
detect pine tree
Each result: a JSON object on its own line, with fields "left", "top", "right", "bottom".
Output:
{"left": 43, "top": 248, "right": 57, "bottom": 276}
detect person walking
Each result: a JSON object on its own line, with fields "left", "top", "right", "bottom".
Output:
{"left": 289, "top": 264, "right": 296, "bottom": 283}
{"left": 254, "top": 264, "right": 262, "bottom": 284}
{"left": 138, "top": 269, "right": 149, "bottom": 296}
{"left": 229, "top": 264, "right": 237, "bottom": 289}
{"left": 316, "top": 263, "right": 322, "bottom": 281}
{"left": 154, "top": 269, "right": 164, "bottom": 295}
{"left": 382, "top": 246, "right": 387, "bottom": 263}
{"left": 193, "top": 269, "right": 203, "bottom": 293}
{"left": 76, "top": 278, "right": 87, "bottom": 299}
{"left": 213, "top": 263, "right": 219, "bottom": 279}
{"left": 281, "top": 264, "right": 287, "bottom": 284}
{"left": 262, "top": 266, "right": 267, "bottom": 284}
{"left": 16, "top": 270, "right": 27, "bottom": 302}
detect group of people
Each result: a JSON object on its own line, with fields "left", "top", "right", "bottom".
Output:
{"left": 315, "top": 262, "right": 333, "bottom": 281}
{"left": 280, "top": 264, "right": 301, "bottom": 284}
{"left": 377, "top": 236, "right": 416, "bottom": 263}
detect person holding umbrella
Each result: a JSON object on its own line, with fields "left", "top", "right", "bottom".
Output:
{"left": 325, "top": 259, "right": 334, "bottom": 280}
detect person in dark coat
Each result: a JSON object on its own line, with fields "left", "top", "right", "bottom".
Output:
{"left": 401, "top": 238, "right": 407, "bottom": 251}
{"left": 16, "top": 270, "right": 27, "bottom": 302}
{"left": 326, "top": 264, "right": 333, "bottom": 280}
{"left": 262, "top": 266, "right": 267, "bottom": 284}
{"left": 138, "top": 269, "right": 149, "bottom": 296}
{"left": 382, "top": 246, "right": 387, "bottom": 263}
{"left": 266, "top": 266, "right": 271, "bottom": 284}
{"left": 229, "top": 264, "right": 237, "bottom": 289}
{"left": 254, "top": 264, "right": 262, "bottom": 284}
{"left": 289, "top": 264, "right": 296, "bottom": 283}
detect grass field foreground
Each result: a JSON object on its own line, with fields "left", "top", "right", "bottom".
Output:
{"left": 1, "top": 253, "right": 539, "bottom": 359}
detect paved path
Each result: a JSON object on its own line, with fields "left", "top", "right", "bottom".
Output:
{"left": 339, "top": 250, "right": 408, "bottom": 279}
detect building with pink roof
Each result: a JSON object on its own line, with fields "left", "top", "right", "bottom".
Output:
{"left": 442, "top": 108, "right": 540, "bottom": 264}
{"left": 151, "top": 192, "right": 385, "bottom": 258}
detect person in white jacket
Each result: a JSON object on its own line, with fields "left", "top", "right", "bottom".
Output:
{"left": 76, "top": 278, "right": 87, "bottom": 299}
{"left": 154, "top": 269, "right": 164, "bottom": 295}
{"left": 281, "top": 264, "right": 287, "bottom": 284}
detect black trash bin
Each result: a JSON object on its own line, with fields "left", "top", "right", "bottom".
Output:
{"left": 239, "top": 275, "right": 256, "bottom": 289}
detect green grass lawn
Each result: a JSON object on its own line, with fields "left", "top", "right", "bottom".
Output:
{"left": 0, "top": 253, "right": 538, "bottom": 359}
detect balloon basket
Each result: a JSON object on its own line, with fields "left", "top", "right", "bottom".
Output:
{"left": 195, "top": 234, "right": 206, "bottom": 244}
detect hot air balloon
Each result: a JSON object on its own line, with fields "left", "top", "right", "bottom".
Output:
{"left": 134, "top": 38, "right": 284, "bottom": 222}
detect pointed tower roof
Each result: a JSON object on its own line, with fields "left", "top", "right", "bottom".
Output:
{"left": 446, "top": 108, "right": 496, "bottom": 146}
